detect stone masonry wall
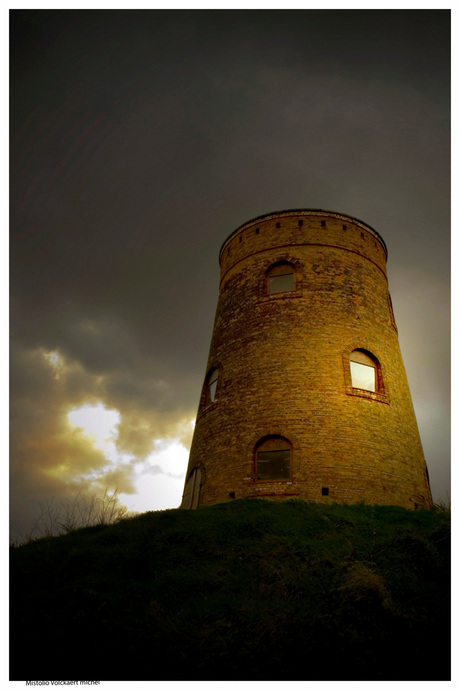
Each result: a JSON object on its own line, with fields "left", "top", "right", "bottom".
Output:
{"left": 182, "top": 210, "right": 432, "bottom": 510}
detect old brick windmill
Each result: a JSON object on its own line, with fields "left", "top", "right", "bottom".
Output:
{"left": 181, "top": 209, "right": 432, "bottom": 511}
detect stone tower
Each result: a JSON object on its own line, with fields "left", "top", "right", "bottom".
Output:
{"left": 181, "top": 209, "right": 432, "bottom": 511}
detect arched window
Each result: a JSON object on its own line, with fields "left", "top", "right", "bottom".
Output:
{"left": 255, "top": 435, "right": 292, "bottom": 481}
{"left": 350, "top": 350, "right": 378, "bottom": 392}
{"left": 266, "top": 262, "right": 295, "bottom": 294}
{"left": 182, "top": 467, "right": 202, "bottom": 509}
{"left": 206, "top": 367, "right": 219, "bottom": 403}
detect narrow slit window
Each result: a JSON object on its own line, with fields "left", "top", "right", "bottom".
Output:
{"left": 267, "top": 263, "right": 295, "bottom": 294}
{"left": 207, "top": 368, "right": 219, "bottom": 403}
{"left": 182, "top": 467, "right": 202, "bottom": 510}
{"left": 387, "top": 293, "right": 397, "bottom": 329}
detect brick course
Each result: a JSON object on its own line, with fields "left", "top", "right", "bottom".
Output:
{"left": 181, "top": 210, "right": 432, "bottom": 511}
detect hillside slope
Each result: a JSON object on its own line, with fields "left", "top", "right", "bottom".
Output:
{"left": 10, "top": 498, "right": 450, "bottom": 681}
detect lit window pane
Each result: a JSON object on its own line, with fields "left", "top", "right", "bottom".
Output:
{"left": 269, "top": 273, "right": 294, "bottom": 294}
{"left": 257, "top": 449, "right": 290, "bottom": 480}
{"left": 350, "top": 361, "right": 376, "bottom": 392}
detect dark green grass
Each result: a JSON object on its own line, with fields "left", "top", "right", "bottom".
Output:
{"left": 10, "top": 499, "right": 450, "bottom": 681}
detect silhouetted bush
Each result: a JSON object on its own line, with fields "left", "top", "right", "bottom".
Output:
{"left": 10, "top": 488, "right": 130, "bottom": 545}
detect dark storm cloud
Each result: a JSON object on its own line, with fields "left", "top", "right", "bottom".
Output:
{"left": 10, "top": 10, "right": 450, "bottom": 533}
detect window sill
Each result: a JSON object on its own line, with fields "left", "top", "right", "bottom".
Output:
{"left": 258, "top": 290, "right": 304, "bottom": 303}
{"left": 249, "top": 486, "right": 299, "bottom": 497}
{"left": 253, "top": 478, "right": 293, "bottom": 485}
{"left": 196, "top": 399, "right": 219, "bottom": 420}
{"left": 345, "top": 386, "right": 389, "bottom": 404}
{"left": 250, "top": 491, "right": 300, "bottom": 496}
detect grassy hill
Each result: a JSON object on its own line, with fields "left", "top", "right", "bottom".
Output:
{"left": 10, "top": 498, "right": 450, "bottom": 681}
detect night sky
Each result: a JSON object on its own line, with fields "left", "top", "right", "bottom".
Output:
{"left": 10, "top": 9, "right": 450, "bottom": 537}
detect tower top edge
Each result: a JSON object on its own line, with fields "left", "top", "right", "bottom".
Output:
{"left": 219, "top": 209, "right": 388, "bottom": 261}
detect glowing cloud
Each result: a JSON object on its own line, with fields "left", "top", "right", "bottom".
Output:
{"left": 66, "top": 403, "right": 192, "bottom": 514}
{"left": 119, "top": 439, "right": 189, "bottom": 513}
{"left": 68, "top": 403, "right": 120, "bottom": 452}
{"left": 43, "top": 349, "right": 65, "bottom": 380}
